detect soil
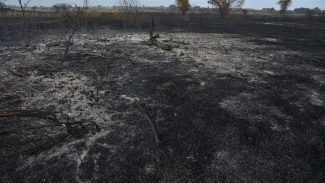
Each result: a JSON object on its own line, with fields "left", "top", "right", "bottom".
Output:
{"left": 0, "top": 14, "right": 325, "bottom": 182}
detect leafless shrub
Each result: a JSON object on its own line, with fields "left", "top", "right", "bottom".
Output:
{"left": 0, "top": 1, "right": 8, "bottom": 38}
{"left": 60, "top": 1, "right": 88, "bottom": 60}
{"left": 0, "top": 1, "right": 6, "bottom": 20}
{"left": 119, "top": 0, "right": 140, "bottom": 13}
{"left": 17, "top": 0, "right": 31, "bottom": 16}
{"left": 0, "top": 0, "right": 6, "bottom": 15}
{"left": 115, "top": 0, "right": 156, "bottom": 29}
{"left": 117, "top": 0, "right": 143, "bottom": 28}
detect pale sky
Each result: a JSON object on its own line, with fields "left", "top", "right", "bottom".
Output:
{"left": 4, "top": 0, "right": 325, "bottom": 10}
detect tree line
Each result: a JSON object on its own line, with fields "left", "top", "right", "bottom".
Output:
{"left": 2, "top": 0, "right": 325, "bottom": 19}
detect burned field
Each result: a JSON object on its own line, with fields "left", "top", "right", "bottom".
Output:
{"left": 1, "top": 14, "right": 325, "bottom": 182}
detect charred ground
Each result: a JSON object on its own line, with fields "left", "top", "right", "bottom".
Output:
{"left": 0, "top": 12, "right": 325, "bottom": 182}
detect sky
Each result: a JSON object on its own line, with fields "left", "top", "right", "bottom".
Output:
{"left": 4, "top": 0, "right": 325, "bottom": 10}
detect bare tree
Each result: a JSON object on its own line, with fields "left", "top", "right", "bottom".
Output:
{"left": 0, "top": 0, "right": 6, "bottom": 7}
{"left": 0, "top": 0, "right": 6, "bottom": 16}
{"left": 278, "top": 0, "right": 292, "bottom": 16}
{"left": 61, "top": 0, "right": 88, "bottom": 60}
{"left": 17, "top": 0, "right": 31, "bottom": 16}
{"left": 175, "top": 0, "right": 191, "bottom": 16}
{"left": 118, "top": 0, "right": 140, "bottom": 13}
{"left": 117, "top": 0, "right": 142, "bottom": 27}
{"left": 208, "top": 0, "right": 245, "bottom": 19}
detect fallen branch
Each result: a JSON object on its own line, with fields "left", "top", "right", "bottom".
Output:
{"left": 0, "top": 110, "right": 59, "bottom": 118}
{"left": 0, "top": 121, "right": 84, "bottom": 134}
{"left": 310, "top": 59, "right": 325, "bottom": 64}
{"left": 8, "top": 70, "right": 28, "bottom": 78}
{"left": 134, "top": 99, "right": 161, "bottom": 146}
{"left": 150, "top": 34, "right": 160, "bottom": 42}
{"left": 156, "top": 42, "right": 172, "bottom": 51}
{"left": 1, "top": 93, "right": 20, "bottom": 98}
{"left": 82, "top": 52, "right": 110, "bottom": 59}
{"left": 145, "top": 17, "right": 171, "bottom": 51}
{"left": 123, "top": 53, "right": 137, "bottom": 65}
{"left": 5, "top": 82, "right": 38, "bottom": 92}
{"left": 34, "top": 60, "right": 57, "bottom": 71}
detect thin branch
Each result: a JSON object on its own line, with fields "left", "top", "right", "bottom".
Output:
{"left": 134, "top": 99, "right": 161, "bottom": 146}
{"left": 0, "top": 121, "right": 84, "bottom": 134}
{"left": 17, "top": 0, "right": 31, "bottom": 16}
{"left": 23, "top": 0, "right": 31, "bottom": 9}
{"left": 0, "top": 110, "right": 59, "bottom": 118}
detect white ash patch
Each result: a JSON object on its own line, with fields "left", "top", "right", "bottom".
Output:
{"left": 120, "top": 95, "right": 139, "bottom": 103}
{"left": 312, "top": 75, "right": 325, "bottom": 85}
{"left": 21, "top": 72, "right": 113, "bottom": 125}
{"left": 172, "top": 33, "right": 271, "bottom": 84}
{"left": 307, "top": 90, "right": 324, "bottom": 107}
{"left": 220, "top": 93, "right": 291, "bottom": 131}
{"left": 19, "top": 128, "right": 114, "bottom": 179}
{"left": 263, "top": 70, "right": 275, "bottom": 75}
{"left": 207, "top": 150, "right": 258, "bottom": 182}
{"left": 261, "top": 37, "right": 280, "bottom": 43}
{"left": 212, "top": 151, "right": 239, "bottom": 171}
{"left": 320, "top": 118, "right": 325, "bottom": 126}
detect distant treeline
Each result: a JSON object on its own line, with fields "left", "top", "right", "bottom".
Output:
{"left": 292, "top": 7, "right": 323, "bottom": 15}
{"left": 1, "top": 2, "right": 324, "bottom": 15}
{"left": 261, "top": 7, "right": 323, "bottom": 14}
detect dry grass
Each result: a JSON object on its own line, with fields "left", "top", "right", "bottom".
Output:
{"left": 1, "top": 11, "right": 56, "bottom": 18}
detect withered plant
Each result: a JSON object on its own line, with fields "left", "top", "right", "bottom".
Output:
{"left": 61, "top": 0, "right": 88, "bottom": 60}
{"left": 17, "top": 0, "right": 31, "bottom": 16}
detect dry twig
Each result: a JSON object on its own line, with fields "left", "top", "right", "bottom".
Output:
{"left": 0, "top": 121, "right": 84, "bottom": 134}
{"left": 134, "top": 99, "right": 161, "bottom": 146}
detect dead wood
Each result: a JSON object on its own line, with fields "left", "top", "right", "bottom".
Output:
{"left": 144, "top": 40, "right": 172, "bottom": 51}
{"left": 4, "top": 81, "right": 39, "bottom": 92}
{"left": 148, "top": 17, "right": 159, "bottom": 42}
{"left": 145, "top": 18, "right": 172, "bottom": 51}
{"left": 0, "top": 121, "right": 84, "bottom": 134}
{"left": 156, "top": 42, "right": 172, "bottom": 51}
{"left": 82, "top": 50, "right": 136, "bottom": 65}
{"left": 1, "top": 93, "right": 20, "bottom": 98}
{"left": 123, "top": 53, "right": 137, "bottom": 64}
{"left": 134, "top": 99, "right": 161, "bottom": 146}
{"left": 0, "top": 110, "right": 91, "bottom": 136}
{"left": 150, "top": 34, "right": 160, "bottom": 41}
{"left": 149, "top": 17, "right": 158, "bottom": 41}
{"left": 97, "top": 37, "right": 110, "bottom": 42}
{"left": 34, "top": 60, "right": 57, "bottom": 71}
{"left": 309, "top": 58, "right": 325, "bottom": 64}
{"left": 0, "top": 110, "right": 59, "bottom": 118}
{"left": 82, "top": 52, "right": 110, "bottom": 59}
{"left": 8, "top": 70, "right": 28, "bottom": 78}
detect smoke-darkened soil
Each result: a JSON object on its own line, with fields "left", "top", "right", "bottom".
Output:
{"left": 1, "top": 14, "right": 324, "bottom": 182}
